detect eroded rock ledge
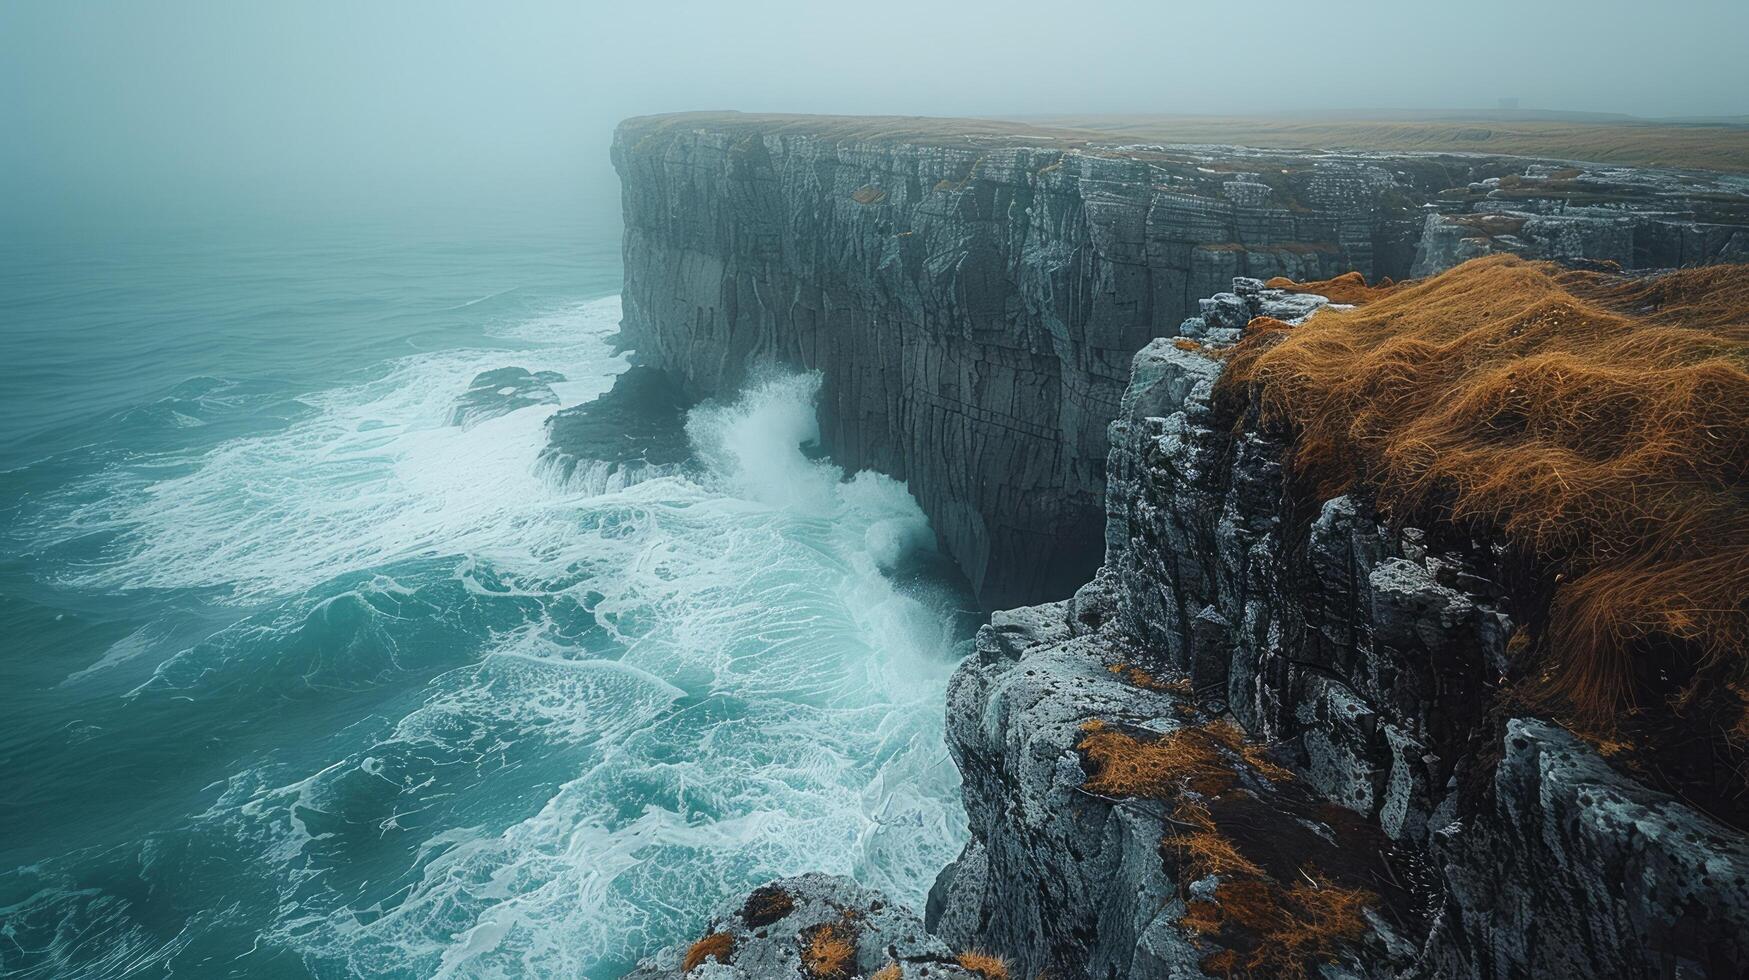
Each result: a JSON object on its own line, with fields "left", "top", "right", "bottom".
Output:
{"left": 613, "top": 111, "right": 1749, "bottom": 611}
{"left": 922, "top": 278, "right": 1749, "bottom": 978}
{"left": 626, "top": 279, "right": 1749, "bottom": 980}
{"left": 615, "top": 114, "right": 1749, "bottom": 978}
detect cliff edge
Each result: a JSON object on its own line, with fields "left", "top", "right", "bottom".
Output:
{"left": 612, "top": 111, "right": 1749, "bottom": 610}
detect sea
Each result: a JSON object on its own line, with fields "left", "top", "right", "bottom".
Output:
{"left": 0, "top": 209, "right": 971, "bottom": 977}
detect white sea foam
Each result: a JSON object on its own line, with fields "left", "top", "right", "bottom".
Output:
{"left": 45, "top": 309, "right": 968, "bottom": 976}
{"left": 43, "top": 296, "right": 627, "bottom": 602}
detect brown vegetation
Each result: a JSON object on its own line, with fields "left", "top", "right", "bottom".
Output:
{"left": 1078, "top": 718, "right": 1379, "bottom": 977}
{"left": 1108, "top": 661, "right": 1194, "bottom": 693}
{"left": 871, "top": 964, "right": 902, "bottom": 980}
{"left": 1077, "top": 718, "right": 1293, "bottom": 801}
{"left": 1222, "top": 256, "right": 1749, "bottom": 744}
{"left": 801, "top": 923, "right": 856, "bottom": 979}
{"left": 1181, "top": 878, "right": 1372, "bottom": 980}
{"left": 627, "top": 111, "right": 1749, "bottom": 176}
{"left": 1078, "top": 719, "right": 1241, "bottom": 798}
{"left": 739, "top": 885, "right": 796, "bottom": 927}
{"left": 1203, "top": 720, "right": 1296, "bottom": 782}
{"left": 955, "top": 951, "right": 1010, "bottom": 980}
{"left": 1264, "top": 271, "right": 1403, "bottom": 305}
{"left": 1165, "top": 798, "right": 1265, "bottom": 881}
{"left": 681, "top": 932, "right": 734, "bottom": 971}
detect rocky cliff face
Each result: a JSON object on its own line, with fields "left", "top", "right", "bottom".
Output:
{"left": 1410, "top": 163, "right": 1749, "bottom": 274}
{"left": 919, "top": 280, "right": 1749, "bottom": 979}
{"left": 613, "top": 112, "right": 1749, "bottom": 612}
{"left": 615, "top": 114, "right": 1749, "bottom": 978}
{"left": 625, "top": 278, "right": 1749, "bottom": 980}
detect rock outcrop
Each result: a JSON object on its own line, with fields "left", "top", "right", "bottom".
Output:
{"left": 1410, "top": 163, "right": 1749, "bottom": 274}
{"left": 450, "top": 366, "right": 565, "bottom": 427}
{"left": 626, "top": 278, "right": 1749, "bottom": 980}
{"left": 925, "top": 281, "right": 1749, "bottom": 979}
{"left": 625, "top": 874, "right": 985, "bottom": 980}
{"left": 613, "top": 112, "right": 1749, "bottom": 611}
{"left": 537, "top": 365, "right": 695, "bottom": 493}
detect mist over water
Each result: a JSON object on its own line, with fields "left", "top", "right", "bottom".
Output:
{"left": 0, "top": 222, "right": 969, "bottom": 977}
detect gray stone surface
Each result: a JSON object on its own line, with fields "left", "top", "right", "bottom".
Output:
{"left": 1409, "top": 165, "right": 1749, "bottom": 275}
{"left": 448, "top": 366, "right": 564, "bottom": 427}
{"left": 626, "top": 873, "right": 983, "bottom": 980}
{"left": 922, "top": 279, "right": 1749, "bottom": 979}
{"left": 621, "top": 278, "right": 1749, "bottom": 979}
{"left": 1429, "top": 719, "right": 1749, "bottom": 980}
{"left": 615, "top": 116, "right": 1749, "bottom": 977}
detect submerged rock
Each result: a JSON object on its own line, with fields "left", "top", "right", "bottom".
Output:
{"left": 448, "top": 366, "right": 565, "bottom": 426}
{"left": 538, "top": 366, "right": 695, "bottom": 493}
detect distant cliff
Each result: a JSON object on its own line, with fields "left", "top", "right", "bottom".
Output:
{"left": 612, "top": 112, "right": 1749, "bottom": 610}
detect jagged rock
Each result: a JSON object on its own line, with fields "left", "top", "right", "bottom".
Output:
{"left": 1428, "top": 720, "right": 1749, "bottom": 979}
{"left": 928, "top": 605, "right": 1209, "bottom": 978}
{"left": 625, "top": 874, "right": 981, "bottom": 980}
{"left": 925, "top": 277, "right": 1749, "bottom": 979}
{"left": 448, "top": 366, "right": 565, "bottom": 426}
{"left": 1409, "top": 164, "right": 1749, "bottom": 275}
{"left": 537, "top": 365, "right": 695, "bottom": 493}
{"left": 614, "top": 115, "right": 1749, "bottom": 978}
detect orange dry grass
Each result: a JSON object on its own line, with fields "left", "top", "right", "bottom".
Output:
{"left": 1266, "top": 880, "right": 1372, "bottom": 977}
{"left": 739, "top": 884, "right": 795, "bottom": 927}
{"left": 1077, "top": 720, "right": 1236, "bottom": 797}
{"left": 1189, "top": 878, "right": 1372, "bottom": 980}
{"left": 1181, "top": 899, "right": 1226, "bottom": 936}
{"left": 1200, "top": 949, "right": 1242, "bottom": 976}
{"left": 1108, "top": 662, "right": 1194, "bottom": 694}
{"left": 802, "top": 925, "right": 855, "bottom": 979}
{"left": 1264, "top": 271, "right": 1404, "bottom": 305}
{"left": 956, "top": 951, "right": 1010, "bottom": 980}
{"left": 871, "top": 964, "right": 902, "bottom": 980}
{"left": 1223, "top": 255, "right": 1749, "bottom": 728}
{"left": 1204, "top": 720, "right": 1295, "bottom": 782}
{"left": 681, "top": 932, "right": 734, "bottom": 971}
{"left": 1165, "top": 798, "right": 1265, "bottom": 880}
{"left": 1078, "top": 719, "right": 1291, "bottom": 799}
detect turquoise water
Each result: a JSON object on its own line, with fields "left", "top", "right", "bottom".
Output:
{"left": 0, "top": 215, "right": 970, "bottom": 977}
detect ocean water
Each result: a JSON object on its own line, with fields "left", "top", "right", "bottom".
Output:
{"left": 0, "top": 215, "right": 971, "bottom": 977}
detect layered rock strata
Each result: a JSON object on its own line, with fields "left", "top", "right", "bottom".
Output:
{"left": 1411, "top": 163, "right": 1749, "bottom": 274}
{"left": 627, "top": 279, "right": 1749, "bottom": 980}
{"left": 925, "top": 280, "right": 1749, "bottom": 979}
{"left": 613, "top": 112, "right": 1749, "bottom": 611}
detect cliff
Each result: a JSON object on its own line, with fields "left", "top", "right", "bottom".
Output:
{"left": 923, "top": 275, "right": 1749, "bottom": 979}
{"left": 613, "top": 113, "right": 1749, "bottom": 978}
{"left": 625, "top": 276, "right": 1749, "bottom": 979}
{"left": 613, "top": 112, "right": 1749, "bottom": 610}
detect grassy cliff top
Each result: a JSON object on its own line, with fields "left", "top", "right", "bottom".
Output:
{"left": 1224, "top": 256, "right": 1749, "bottom": 810}
{"left": 619, "top": 110, "right": 1749, "bottom": 174}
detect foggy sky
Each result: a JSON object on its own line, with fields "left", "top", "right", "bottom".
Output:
{"left": 4, "top": 0, "right": 1746, "bottom": 234}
